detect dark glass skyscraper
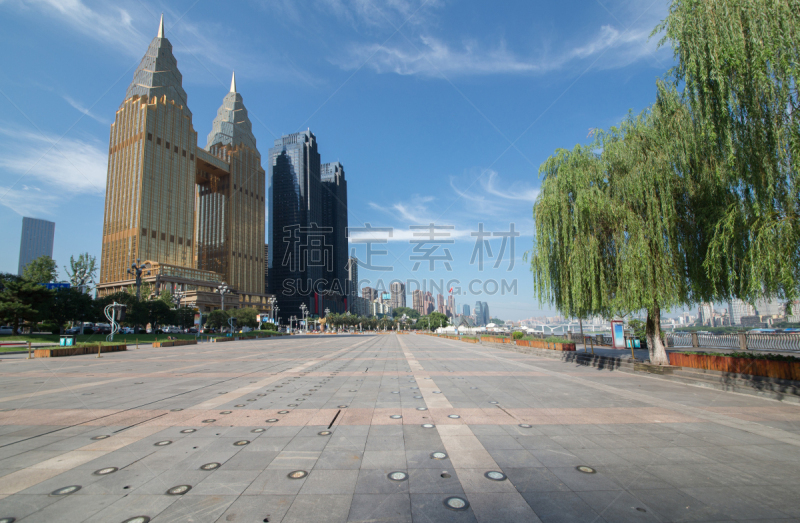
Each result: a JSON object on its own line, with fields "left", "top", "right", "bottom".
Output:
{"left": 320, "top": 162, "right": 348, "bottom": 313}
{"left": 268, "top": 130, "right": 322, "bottom": 321}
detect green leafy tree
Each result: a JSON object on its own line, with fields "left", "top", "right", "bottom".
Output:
{"left": 49, "top": 288, "right": 93, "bottom": 334}
{"left": 158, "top": 289, "right": 174, "bottom": 307}
{"left": 65, "top": 253, "right": 97, "bottom": 293}
{"left": 0, "top": 274, "right": 53, "bottom": 334}
{"left": 174, "top": 307, "right": 195, "bottom": 329}
{"left": 22, "top": 255, "right": 58, "bottom": 283}
{"left": 657, "top": 0, "right": 800, "bottom": 306}
{"left": 206, "top": 309, "right": 229, "bottom": 329}
{"left": 531, "top": 92, "right": 719, "bottom": 364}
{"left": 490, "top": 317, "right": 504, "bottom": 325}
{"left": 231, "top": 307, "right": 258, "bottom": 329}
{"left": 428, "top": 312, "right": 449, "bottom": 331}
{"left": 138, "top": 300, "right": 173, "bottom": 332}
{"left": 392, "top": 307, "right": 420, "bottom": 320}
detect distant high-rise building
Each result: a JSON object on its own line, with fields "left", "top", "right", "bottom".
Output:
{"left": 462, "top": 304, "right": 470, "bottom": 317}
{"left": 391, "top": 282, "right": 406, "bottom": 309}
{"left": 362, "top": 287, "right": 378, "bottom": 303}
{"left": 347, "top": 256, "right": 358, "bottom": 314}
{"left": 425, "top": 291, "right": 435, "bottom": 315}
{"left": 474, "top": 301, "right": 484, "bottom": 326}
{"left": 320, "top": 162, "right": 348, "bottom": 314}
{"left": 728, "top": 300, "right": 755, "bottom": 325}
{"left": 755, "top": 298, "right": 784, "bottom": 317}
{"left": 18, "top": 217, "right": 55, "bottom": 277}
{"left": 482, "top": 301, "right": 490, "bottom": 325}
{"left": 268, "top": 130, "right": 322, "bottom": 320}
{"left": 437, "top": 294, "right": 445, "bottom": 315}
{"left": 447, "top": 294, "right": 456, "bottom": 318}
{"left": 97, "top": 17, "right": 269, "bottom": 315}
{"left": 412, "top": 289, "right": 424, "bottom": 316}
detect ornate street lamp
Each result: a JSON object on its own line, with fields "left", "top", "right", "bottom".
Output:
{"left": 215, "top": 283, "right": 229, "bottom": 311}
{"left": 127, "top": 259, "right": 144, "bottom": 300}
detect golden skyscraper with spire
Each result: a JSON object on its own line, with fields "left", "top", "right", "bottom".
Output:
{"left": 98, "top": 16, "right": 270, "bottom": 315}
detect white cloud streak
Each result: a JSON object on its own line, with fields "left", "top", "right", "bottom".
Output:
{"left": 0, "top": 127, "right": 108, "bottom": 198}
{"left": 62, "top": 95, "right": 109, "bottom": 125}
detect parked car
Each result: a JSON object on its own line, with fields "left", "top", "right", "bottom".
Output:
{"left": 93, "top": 324, "right": 112, "bottom": 335}
{"left": 120, "top": 327, "right": 135, "bottom": 334}
{"left": 0, "top": 326, "right": 14, "bottom": 335}
{"left": 187, "top": 327, "right": 198, "bottom": 334}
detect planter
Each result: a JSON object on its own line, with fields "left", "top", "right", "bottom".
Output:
{"left": 515, "top": 339, "right": 576, "bottom": 351}
{"left": 211, "top": 337, "right": 238, "bottom": 343}
{"left": 481, "top": 336, "right": 512, "bottom": 344}
{"left": 153, "top": 340, "right": 198, "bottom": 348}
{"left": 34, "top": 344, "right": 127, "bottom": 358}
{"left": 669, "top": 352, "right": 800, "bottom": 381}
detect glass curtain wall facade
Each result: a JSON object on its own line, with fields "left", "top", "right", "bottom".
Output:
{"left": 320, "top": 161, "right": 348, "bottom": 314}
{"left": 18, "top": 217, "right": 55, "bottom": 276}
{"left": 268, "top": 131, "right": 322, "bottom": 321}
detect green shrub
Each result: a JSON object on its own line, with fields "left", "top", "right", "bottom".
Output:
{"left": 512, "top": 331, "right": 524, "bottom": 340}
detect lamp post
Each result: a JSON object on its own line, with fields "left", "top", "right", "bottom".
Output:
{"left": 268, "top": 296, "right": 277, "bottom": 323}
{"left": 215, "top": 283, "right": 229, "bottom": 311}
{"left": 324, "top": 307, "right": 330, "bottom": 332}
{"left": 127, "top": 259, "right": 144, "bottom": 300}
{"left": 173, "top": 290, "right": 185, "bottom": 309}
{"left": 300, "top": 303, "right": 308, "bottom": 334}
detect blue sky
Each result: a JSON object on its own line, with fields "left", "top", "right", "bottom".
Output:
{"left": 0, "top": 0, "right": 674, "bottom": 321}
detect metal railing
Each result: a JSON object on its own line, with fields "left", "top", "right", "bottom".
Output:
{"left": 666, "top": 332, "right": 800, "bottom": 352}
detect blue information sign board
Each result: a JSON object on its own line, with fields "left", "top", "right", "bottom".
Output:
{"left": 42, "top": 283, "right": 71, "bottom": 290}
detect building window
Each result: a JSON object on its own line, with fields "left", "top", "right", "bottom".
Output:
{"left": 170, "top": 235, "right": 175, "bottom": 243}
{"left": 147, "top": 133, "right": 152, "bottom": 141}
{"left": 174, "top": 146, "right": 178, "bottom": 153}
{"left": 182, "top": 149, "right": 186, "bottom": 157}
{"left": 187, "top": 239, "right": 192, "bottom": 248}
{"left": 190, "top": 153, "right": 194, "bottom": 161}
{"left": 178, "top": 237, "right": 183, "bottom": 245}
{"left": 142, "top": 227, "right": 147, "bottom": 236}
{"left": 156, "top": 137, "right": 161, "bottom": 145}
{"left": 166, "top": 141, "right": 170, "bottom": 149}
{"left": 161, "top": 232, "right": 166, "bottom": 241}
{"left": 151, "top": 230, "right": 157, "bottom": 239}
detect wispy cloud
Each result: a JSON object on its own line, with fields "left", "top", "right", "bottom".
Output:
{"left": 270, "top": 0, "right": 438, "bottom": 31}
{"left": 0, "top": 185, "right": 61, "bottom": 216}
{"left": 62, "top": 95, "right": 109, "bottom": 125}
{"left": 0, "top": 127, "right": 107, "bottom": 198}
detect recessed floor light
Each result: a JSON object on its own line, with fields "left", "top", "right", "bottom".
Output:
{"left": 220, "top": 411, "right": 232, "bottom": 414}
{"left": 170, "top": 408, "right": 183, "bottom": 411}
{"left": 430, "top": 451, "right": 447, "bottom": 459}
{"left": 235, "top": 404, "right": 245, "bottom": 408}
{"left": 337, "top": 405, "right": 348, "bottom": 408}
{"left": 484, "top": 471, "right": 507, "bottom": 481}
{"left": 50, "top": 485, "right": 81, "bottom": 496}
{"left": 576, "top": 466, "right": 596, "bottom": 474}
{"left": 391, "top": 391, "right": 399, "bottom": 394}
{"left": 287, "top": 470, "right": 308, "bottom": 479}
{"left": 432, "top": 391, "right": 442, "bottom": 394}
{"left": 390, "top": 415, "right": 402, "bottom": 419}
{"left": 252, "top": 428, "right": 266, "bottom": 433}
{"left": 489, "top": 401, "right": 498, "bottom": 404}
{"left": 180, "top": 429, "right": 196, "bottom": 434}
{"left": 448, "top": 415, "right": 460, "bottom": 419}
{"left": 422, "top": 424, "right": 435, "bottom": 428}
{"left": 91, "top": 435, "right": 110, "bottom": 440}
{"left": 318, "top": 431, "right": 332, "bottom": 436}
{"left": 519, "top": 424, "right": 532, "bottom": 428}
{"left": 387, "top": 471, "right": 408, "bottom": 481}
{"left": 202, "top": 419, "right": 216, "bottom": 423}
{"left": 93, "top": 467, "right": 118, "bottom": 476}
{"left": 288, "top": 404, "right": 298, "bottom": 407}
{"left": 200, "top": 462, "right": 220, "bottom": 470}
{"left": 443, "top": 496, "right": 469, "bottom": 511}
{"left": 166, "top": 485, "right": 191, "bottom": 495}
{"left": 416, "top": 407, "right": 428, "bottom": 411}
{"left": 414, "top": 396, "right": 423, "bottom": 399}
{"left": 266, "top": 418, "right": 279, "bottom": 423}
{"left": 233, "top": 440, "right": 250, "bottom": 446}
{"left": 154, "top": 440, "right": 172, "bottom": 446}
{"left": 278, "top": 410, "right": 290, "bottom": 414}
{"left": 120, "top": 517, "right": 150, "bottom": 523}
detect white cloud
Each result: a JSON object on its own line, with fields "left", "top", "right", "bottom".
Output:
{"left": 0, "top": 127, "right": 107, "bottom": 198}
{"left": 62, "top": 95, "right": 109, "bottom": 125}
{"left": 480, "top": 171, "right": 539, "bottom": 203}
{"left": 0, "top": 185, "right": 61, "bottom": 216}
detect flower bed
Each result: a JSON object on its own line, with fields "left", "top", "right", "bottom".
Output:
{"left": 515, "top": 339, "right": 576, "bottom": 351}
{"left": 34, "top": 344, "right": 127, "bottom": 358}
{"left": 153, "top": 339, "right": 197, "bottom": 348}
{"left": 669, "top": 352, "right": 800, "bottom": 381}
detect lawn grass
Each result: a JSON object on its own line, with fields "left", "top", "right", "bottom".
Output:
{"left": 0, "top": 330, "right": 285, "bottom": 349}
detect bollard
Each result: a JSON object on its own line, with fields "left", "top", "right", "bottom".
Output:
{"left": 97, "top": 345, "right": 103, "bottom": 358}
{"left": 590, "top": 337, "right": 594, "bottom": 355}
{"left": 136, "top": 337, "right": 139, "bottom": 349}
{"left": 627, "top": 336, "right": 635, "bottom": 362}
{"left": 27, "top": 341, "right": 32, "bottom": 359}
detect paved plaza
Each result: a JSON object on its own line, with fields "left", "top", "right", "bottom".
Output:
{"left": 1, "top": 334, "right": 799, "bottom": 522}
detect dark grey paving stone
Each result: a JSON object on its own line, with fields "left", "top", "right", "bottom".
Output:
{"left": 629, "top": 488, "right": 732, "bottom": 522}
{"left": 246, "top": 436, "right": 293, "bottom": 452}
{"left": 410, "top": 493, "right": 478, "bottom": 523}
{"left": 9, "top": 493, "right": 125, "bottom": 523}
{"left": 679, "top": 487, "right": 794, "bottom": 521}
{"left": 600, "top": 465, "right": 672, "bottom": 491}
{"left": 266, "top": 450, "right": 321, "bottom": 470}
{"left": 150, "top": 494, "right": 236, "bottom": 522}
{"left": 504, "top": 468, "right": 570, "bottom": 493}
{"left": 526, "top": 491, "right": 606, "bottom": 523}
{"left": 489, "top": 449, "right": 544, "bottom": 468}
{"left": 575, "top": 490, "right": 662, "bottom": 523}
{"left": 347, "top": 493, "right": 412, "bottom": 523}
{"left": 315, "top": 449, "right": 364, "bottom": 470}
{"left": 529, "top": 449, "right": 583, "bottom": 467}
{"left": 300, "top": 469, "right": 359, "bottom": 495}
{"left": 515, "top": 436, "right": 567, "bottom": 451}
{"left": 468, "top": 492, "right": 543, "bottom": 523}
{"left": 81, "top": 494, "right": 178, "bottom": 523}
{"left": 282, "top": 494, "right": 353, "bottom": 523}
{"left": 244, "top": 468, "right": 308, "bottom": 495}
{"left": 284, "top": 436, "right": 330, "bottom": 452}
{"left": 355, "top": 468, "right": 410, "bottom": 495}
{"left": 477, "top": 435, "right": 526, "bottom": 450}
{"left": 406, "top": 449, "right": 452, "bottom": 469}
{"left": 213, "top": 494, "right": 294, "bottom": 523}
{"left": 365, "top": 436, "right": 405, "bottom": 451}
{"left": 548, "top": 466, "right": 624, "bottom": 492}
{"left": 361, "top": 450, "right": 407, "bottom": 469}
{"left": 0, "top": 493, "right": 61, "bottom": 521}
{"left": 189, "top": 469, "right": 260, "bottom": 495}
{"left": 408, "top": 468, "right": 464, "bottom": 495}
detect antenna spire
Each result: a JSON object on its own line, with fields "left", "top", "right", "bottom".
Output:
{"left": 158, "top": 14, "right": 164, "bottom": 38}
{"left": 230, "top": 71, "right": 236, "bottom": 93}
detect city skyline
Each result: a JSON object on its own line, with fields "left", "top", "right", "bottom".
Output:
{"left": 1, "top": 1, "right": 675, "bottom": 320}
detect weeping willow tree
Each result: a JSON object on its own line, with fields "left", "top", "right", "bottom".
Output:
{"left": 532, "top": 88, "right": 723, "bottom": 364}
{"left": 657, "top": 0, "right": 800, "bottom": 306}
